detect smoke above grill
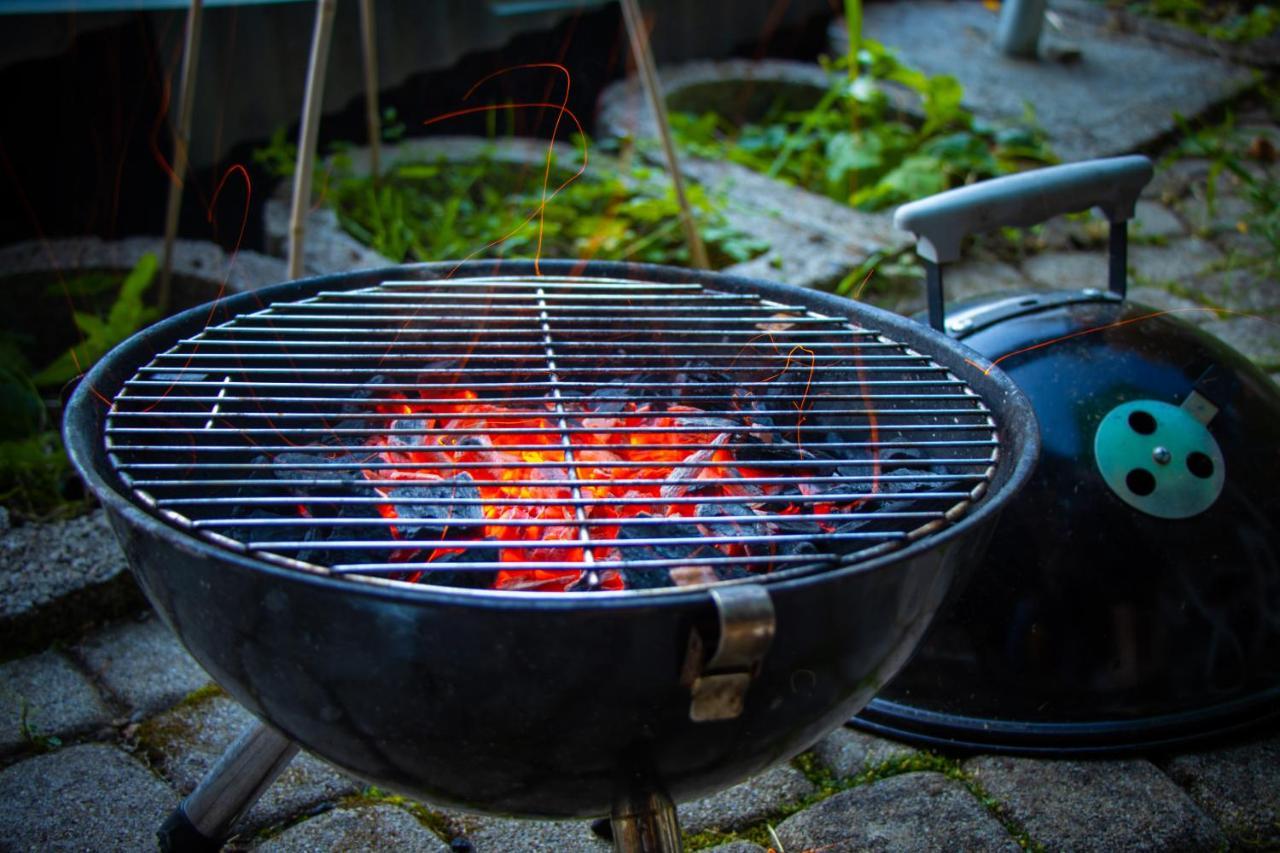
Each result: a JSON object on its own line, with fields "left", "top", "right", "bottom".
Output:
{"left": 105, "top": 275, "right": 999, "bottom": 593}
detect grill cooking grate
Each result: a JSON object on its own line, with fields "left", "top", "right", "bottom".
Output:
{"left": 104, "top": 275, "right": 1000, "bottom": 591}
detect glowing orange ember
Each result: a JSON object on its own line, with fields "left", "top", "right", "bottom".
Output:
{"left": 362, "top": 388, "right": 819, "bottom": 592}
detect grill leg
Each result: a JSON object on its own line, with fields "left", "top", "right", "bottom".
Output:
{"left": 158, "top": 721, "right": 299, "bottom": 852}
{"left": 610, "top": 787, "right": 683, "bottom": 853}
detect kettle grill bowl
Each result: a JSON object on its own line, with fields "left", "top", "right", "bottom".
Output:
{"left": 65, "top": 260, "right": 1038, "bottom": 817}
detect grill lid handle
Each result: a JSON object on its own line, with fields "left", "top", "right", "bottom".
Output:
{"left": 894, "top": 155, "right": 1153, "bottom": 264}
{"left": 893, "top": 155, "right": 1153, "bottom": 331}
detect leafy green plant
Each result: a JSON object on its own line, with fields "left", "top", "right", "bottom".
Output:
{"left": 0, "top": 253, "right": 160, "bottom": 519}
{"left": 32, "top": 253, "right": 159, "bottom": 388}
{"left": 253, "top": 126, "right": 299, "bottom": 180}
{"left": 667, "top": 40, "right": 1055, "bottom": 213}
{"left": 317, "top": 144, "right": 766, "bottom": 268}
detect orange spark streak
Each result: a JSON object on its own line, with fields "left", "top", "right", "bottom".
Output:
{"left": 965, "top": 306, "right": 1276, "bottom": 375}
{"left": 428, "top": 62, "right": 581, "bottom": 275}
{"left": 420, "top": 102, "right": 588, "bottom": 276}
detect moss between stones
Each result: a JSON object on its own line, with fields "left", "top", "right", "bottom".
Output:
{"left": 339, "top": 786, "right": 454, "bottom": 842}
{"left": 173, "top": 682, "right": 225, "bottom": 708}
{"left": 682, "top": 748, "right": 1047, "bottom": 852}
{"left": 131, "top": 683, "right": 226, "bottom": 765}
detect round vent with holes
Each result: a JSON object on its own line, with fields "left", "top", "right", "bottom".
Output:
{"left": 855, "top": 294, "right": 1280, "bottom": 753}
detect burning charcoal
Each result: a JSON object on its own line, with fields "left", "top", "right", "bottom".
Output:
{"left": 881, "top": 447, "right": 930, "bottom": 470}
{"left": 273, "top": 451, "right": 366, "bottom": 482}
{"left": 411, "top": 544, "right": 499, "bottom": 590}
{"left": 587, "top": 383, "right": 630, "bottom": 414}
{"left": 340, "top": 374, "right": 386, "bottom": 414}
{"left": 225, "top": 508, "right": 294, "bottom": 546}
{"left": 387, "top": 419, "right": 427, "bottom": 447}
{"left": 669, "top": 368, "right": 734, "bottom": 388}
{"left": 384, "top": 475, "right": 482, "bottom": 541}
{"left": 734, "top": 436, "right": 819, "bottom": 464}
{"left": 614, "top": 515, "right": 728, "bottom": 589}
{"left": 659, "top": 434, "right": 730, "bottom": 499}
{"left": 670, "top": 415, "right": 740, "bottom": 432}
{"left": 771, "top": 516, "right": 825, "bottom": 536}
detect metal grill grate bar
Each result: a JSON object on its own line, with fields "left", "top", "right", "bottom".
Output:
{"left": 105, "top": 274, "right": 1002, "bottom": 591}
{"left": 152, "top": 481, "right": 987, "bottom": 508}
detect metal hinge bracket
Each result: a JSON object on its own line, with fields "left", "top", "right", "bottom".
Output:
{"left": 681, "top": 585, "right": 776, "bottom": 722}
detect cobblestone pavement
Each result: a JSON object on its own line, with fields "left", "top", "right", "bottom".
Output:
{"left": 0, "top": 609, "right": 1276, "bottom": 851}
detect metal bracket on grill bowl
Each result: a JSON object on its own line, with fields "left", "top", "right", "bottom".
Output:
{"left": 681, "top": 585, "right": 776, "bottom": 721}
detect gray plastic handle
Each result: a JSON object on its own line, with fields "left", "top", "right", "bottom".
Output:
{"left": 894, "top": 155, "right": 1154, "bottom": 264}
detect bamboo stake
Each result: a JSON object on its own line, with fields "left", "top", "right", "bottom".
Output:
{"left": 618, "top": 0, "right": 709, "bottom": 270}
{"left": 288, "top": 0, "right": 337, "bottom": 279}
{"left": 159, "top": 0, "right": 204, "bottom": 315}
{"left": 358, "top": 0, "right": 381, "bottom": 186}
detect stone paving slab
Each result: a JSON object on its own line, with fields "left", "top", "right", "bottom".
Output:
{"left": 1192, "top": 264, "right": 1280, "bottom": 315}
{"left": 774, "top": 771, "right": 1019, "bottom": 852}
{"left": 1177, "top": 190, "right": 1256, "bottom": 240}
{"left": 1146, "top": 158, "right": 1216, "bottom": 202}
{"left": 1125, "top": 284, "right": 1214, "bottom": 324}
{"left": 1021, "top": 249, "right": 1109, "bottom": 290}
{"left": 0, "top": 649, "right": 112, "bottom": 755}
{"left": 0, "top": 742, "right": 175, "bottom": 850}
{"left": 74, "top": 613, "right": 212, "bottom": 719}
{"left": 863, "top": 0, "right": 1255, "bottom": 163}
{"left": 1132, "top": 199, "right": 1191, "bottom": 240}
{"left": 942, "top": 257, "right": 1044, "bottom": 304}
{"left": 812, "top": 724, "right": 920, "bottom": 778}
{"left": 138, "top": 693, "right": 360, "bottom": 835}
{"left": 964, "top": 756, "right": 1226, "bottom": 851}
{"left": 257, "top": 804, "right": 452, "bottom": 852}
{"left": 1200, "top": 314, "right": 1280, "bottom": 368}
{"left": 678, "top": 762, "right": 816, "bottom": 835}
{"left": 1160, "top": 730, "right": 1280, "bottom": 849}
{"left": 445, "top": 814, "right": 608, "bottom": 852}
{"left": 1130, "top": 238, "right": 1224, "bottom": 285}
{"left": 434, "top": 762, "right": 814, "bottom": 850}
{"left": 0, "top": 508, "right": 143, "bottom": 660}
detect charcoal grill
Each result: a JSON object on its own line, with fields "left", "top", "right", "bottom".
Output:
{"left": 65, "top": 260, "right": 1037, "bottom": 851}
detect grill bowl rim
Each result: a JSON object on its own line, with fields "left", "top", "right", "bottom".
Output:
{"left": 64, "top": 258, "right": 1039, "bottom": 608}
